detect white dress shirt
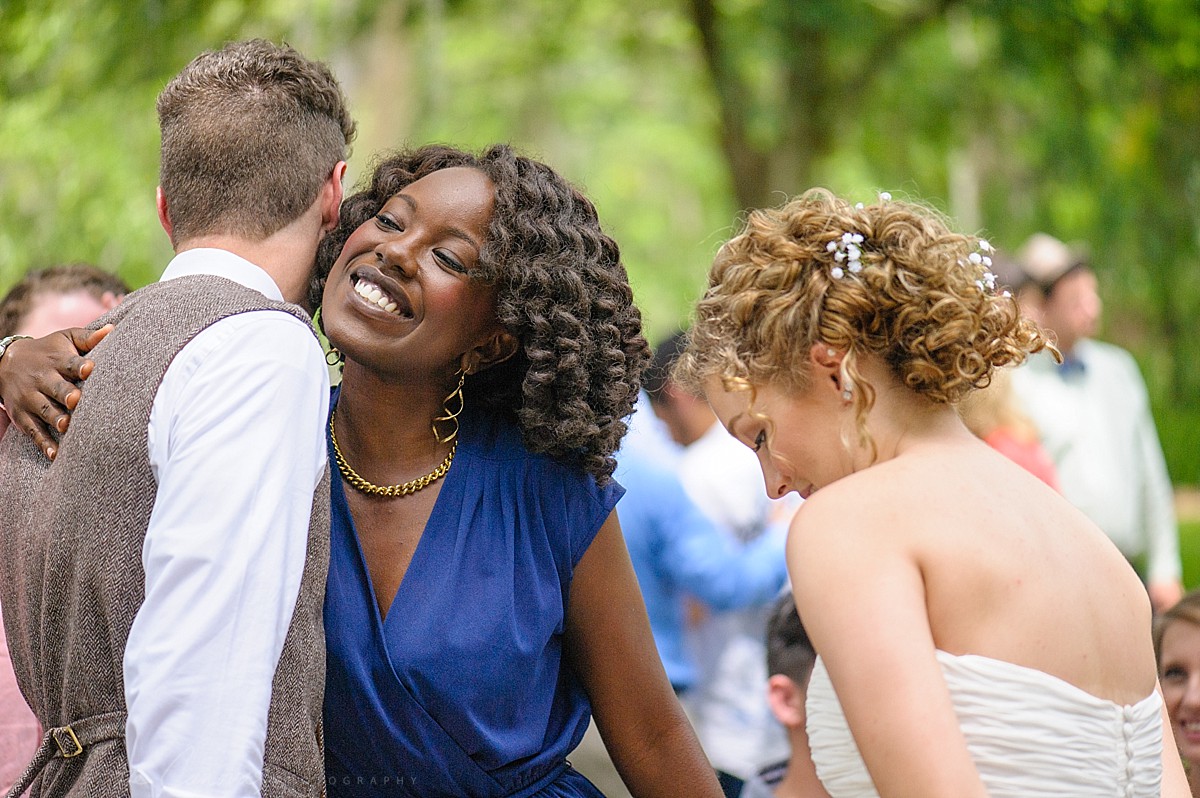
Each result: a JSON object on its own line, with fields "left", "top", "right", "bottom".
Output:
{"left": 1011, "top": 341, "right": 1180, "bottom": 583}
{"left": 124, "top": 249, "right": 329, "bottom": 798}
{"left": 678, "top": 421, "right": 779, "bottom": 542}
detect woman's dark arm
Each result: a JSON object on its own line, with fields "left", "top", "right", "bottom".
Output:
{"left": 0, "top": 326, "right": 111, "bottom": 459}
{"left": 564, "top": 511, "right": 724, "bottom": 798}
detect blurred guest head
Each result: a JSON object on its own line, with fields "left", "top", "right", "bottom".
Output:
{"left": 1156, "top": 590, "right": 1200, "bottom": 782}
{"left": 0, "top": 263, "right": 129, "bottom": 339}
{"left": 1017, "top": 233, "right": 1100, "bottom": 356}
{"left": 644, "top": 330, "right": 716, "bottom": 447}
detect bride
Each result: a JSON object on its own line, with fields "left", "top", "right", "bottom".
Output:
{"left": 674, "top": 189, "right": 1188, "bottom": 797}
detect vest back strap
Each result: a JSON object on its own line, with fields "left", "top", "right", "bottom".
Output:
{"left": 5, "top": 711, "right": 126, "bottom": 798}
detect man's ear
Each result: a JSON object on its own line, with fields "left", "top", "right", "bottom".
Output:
{"left": 461, "top": 330, "right": 519, "bottom": 375}
{"left": 156, "top": 187, "right": 174, "bottom": 241}
{"left": 99, "top": 291, "right": 123, "bottom": 311}
{"left": 320, "top": 161, "right": 348, "bottom": 235}
{"left": 766, "top": 674, "right": 805, "bottom": 729}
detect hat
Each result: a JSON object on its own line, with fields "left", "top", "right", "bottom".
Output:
{"left": 1017, "top": 233, "right": 1090, "bottom": 295}
{"left": 985, "top": 250, "right": 1025, "bottom": 293}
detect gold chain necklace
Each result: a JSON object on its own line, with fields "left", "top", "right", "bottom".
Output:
{"left": 329, "top": 406, "right": 455, "bottom": 498}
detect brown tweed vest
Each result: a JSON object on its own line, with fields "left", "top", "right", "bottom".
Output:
{"left": 0, "top": 274, "right": 331, "bottom": 798}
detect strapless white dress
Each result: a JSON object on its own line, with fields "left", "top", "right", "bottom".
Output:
{"left": 806, "top": 650, "right": 1162, "bottom": 797}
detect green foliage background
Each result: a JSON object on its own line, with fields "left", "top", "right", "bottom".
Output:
{"left": 1, "top": 0, "right": 1198, "bottom": 484}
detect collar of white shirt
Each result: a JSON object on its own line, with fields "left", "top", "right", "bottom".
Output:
{"left": 159, "top": 248, "right": 285, "bottom": 303}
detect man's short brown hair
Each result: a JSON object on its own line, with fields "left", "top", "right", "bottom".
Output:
{"left": 156, "top": 39, "right": 355, "bottom": 244}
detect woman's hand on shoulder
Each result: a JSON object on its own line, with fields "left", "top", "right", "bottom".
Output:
{"left": 0, "top": 325, "right": 110, "bottom": 459}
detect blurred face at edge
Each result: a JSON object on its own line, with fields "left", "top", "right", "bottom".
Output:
{"left": 1160, "top": 620, "right": 1200, "bottom": 767}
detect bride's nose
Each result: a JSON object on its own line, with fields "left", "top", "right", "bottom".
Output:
{"left": 761, "top": 459, "right": 790, "bottom": 500}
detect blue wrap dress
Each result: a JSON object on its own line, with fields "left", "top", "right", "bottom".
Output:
{"left": 322, "top": 390, "right": 623, "bottom": 798}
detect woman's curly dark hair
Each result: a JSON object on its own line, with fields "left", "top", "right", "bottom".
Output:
{"left": 311, "top": 144, "right": 649, "bottom": 484}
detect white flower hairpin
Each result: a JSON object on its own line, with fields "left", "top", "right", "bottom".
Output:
{"left": 828, "top": 193, "right": 891, "bottom": 279}
{"left": 964, "top": 239, "right": 998, "bottom": 292}
{"left": 826, "top": 232, "right": 865, "bottom": 279}
{"left": 854, "top": 192, "right": 890, "bottom": 211}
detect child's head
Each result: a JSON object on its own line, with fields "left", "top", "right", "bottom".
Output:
{"left": 765, "top": 592, "right": 817, "bottom": 732}
{"left": 767, "top": 592, "right": 817, "bottom": 685}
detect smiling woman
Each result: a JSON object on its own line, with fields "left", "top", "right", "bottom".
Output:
{"left": 322, "top": 166, "right": 511, "bottom": 395}
{"left": 1156, "top": 591, "right": 1200, "bottom": 796}
{"left": 305, "top": 143, "right": 724, "bottom": 798}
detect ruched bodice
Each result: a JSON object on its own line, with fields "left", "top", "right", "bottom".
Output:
{"left": 806, "top": 650, "right": 1162, "bottom": 797}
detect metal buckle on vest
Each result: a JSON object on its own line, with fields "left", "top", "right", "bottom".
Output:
{"left": 52, "top": 725, "right": 84, "bottom": 757}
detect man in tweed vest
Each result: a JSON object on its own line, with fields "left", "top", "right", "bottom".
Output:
{"left": 0, "top": 40, "right": 354, "bottom": 797}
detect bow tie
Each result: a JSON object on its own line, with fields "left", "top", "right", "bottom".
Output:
{"left": 1057, "top": 356, "right": 1087, "bottom": 378}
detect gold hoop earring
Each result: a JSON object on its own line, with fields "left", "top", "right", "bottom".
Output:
{"left": 326, "top": 346, "right": 344, "bottom": 366}
{"left": 433, "top": 371, "right": 466, "bottom": 444}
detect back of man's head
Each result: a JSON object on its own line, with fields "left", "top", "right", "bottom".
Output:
{"left": 766, "top": 592, "right": 817, "bottom": 688}
{"left": 156, "top": 39, "right": 355, "bottom": 246}
{"left": 644, "top": 330, "right": 689, "bottom": 403}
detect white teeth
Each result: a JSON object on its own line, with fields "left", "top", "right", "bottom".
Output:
{"left": 354, "top": 279, "right": 403, "bottom": 316}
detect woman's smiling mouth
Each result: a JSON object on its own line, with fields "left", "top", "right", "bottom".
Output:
{"left": 349, "top": 268, "right": 413, "bottom": 319}
{"left": 353, "top": 277, "right": 400, "bottom": 314}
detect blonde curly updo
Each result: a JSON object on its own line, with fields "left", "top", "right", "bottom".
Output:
{"left": 677, "top": 189, "right": 1051, "bottom": 451}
